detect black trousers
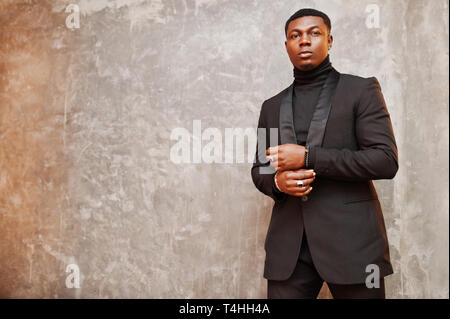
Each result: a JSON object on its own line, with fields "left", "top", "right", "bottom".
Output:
{"left": 267, "top": 232, "right": 385, "bottom": 299}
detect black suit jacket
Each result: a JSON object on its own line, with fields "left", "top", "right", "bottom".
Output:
{"left": 251, "top": 68, "right": 398, "bottom": 284}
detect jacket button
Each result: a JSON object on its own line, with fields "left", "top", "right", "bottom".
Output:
{"left": 302, "top": 196, "right": 308, "bottom": 202}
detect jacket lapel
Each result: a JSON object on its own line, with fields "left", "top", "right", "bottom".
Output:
{"left": 306, "top": 68, "right": 340, "bottom": 147}
{"left": 279, "top": 68, "right": 341, "bottom": 147}
{"left": 279, "top": 84, "right": 297, "bottom": 145}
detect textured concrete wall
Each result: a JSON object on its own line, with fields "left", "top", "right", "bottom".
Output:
{"left": 0, "top": 0, "right": 448, "bottom": 298}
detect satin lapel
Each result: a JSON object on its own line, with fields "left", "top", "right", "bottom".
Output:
{"left": 279, "top": 83, "right": 297, "bottom": 145}
{"left": 306, "top": 68, "right": 341, "bottom": 147}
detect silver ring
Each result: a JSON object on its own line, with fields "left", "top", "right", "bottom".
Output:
{"left": 296, "top": 180, "right": 304, "bottom": 187}
{"left": 269, "top": 155, "right": 274, "bottom": 162}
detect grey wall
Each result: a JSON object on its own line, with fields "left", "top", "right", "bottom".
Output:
{"left": 0, "top": 0, "right": 448, "bottom": 298}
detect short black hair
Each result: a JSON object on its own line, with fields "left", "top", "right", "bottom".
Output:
{"left": 285, "top": 8, "right": 331, "bottom": 37}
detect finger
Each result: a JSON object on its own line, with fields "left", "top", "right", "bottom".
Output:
{"left": 269, "top": 160, "right": 279, "bottom": 168}
{"left": 273, "top": 161, "right": 285, "bottom": 171}
{"left": 294, "top": 186, "right": 309, "bottom": 193}
{"left": 294, "top": 186, "right": 313, "bottom": 197}
{"left": 266, "top": 146, "right": 280, "bottom": 156}
{"left": 288, "top": 170, "right": 315, "bottom": 180}
{"left": 286, "top": 177, "right": 315, "bottom": 188}
{"left": 298, "top": 177, "right": 315, "bottom": 186}
{"left": 266, "top": 154, "right": 278, "bottom": 162}
{"left": 286, "top": 180, "right": 303, "bottom": 188}
{"left": 292, "top": 168, "right": 315, "bottom": 175}
{"left": 285, "top": 185, "right": 303, "bottom": 193}
{"left": 285, "top": 183, "right": 308, "bottom": 193}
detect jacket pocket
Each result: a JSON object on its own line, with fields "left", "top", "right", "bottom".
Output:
{"left": 344, "top": 196, "right": 378, "bottom": 204}
{"left": 342, "top": 181, "right": 379, "bottom": 204}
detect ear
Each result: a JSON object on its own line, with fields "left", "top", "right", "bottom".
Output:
{"left": 328, "top": 35, "right": 333, "bottom": 50}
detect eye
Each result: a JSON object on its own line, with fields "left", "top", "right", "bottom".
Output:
{"left": 291, "top": 34, "right": 299, "bottom": 39}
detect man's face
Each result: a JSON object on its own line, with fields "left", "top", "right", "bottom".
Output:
{"left": 285, "top": 16, "right": 332, "bottom": 71}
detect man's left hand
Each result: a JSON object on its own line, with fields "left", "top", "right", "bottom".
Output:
{"left": 266, "top": 144, "right": 306, "bottom": 171}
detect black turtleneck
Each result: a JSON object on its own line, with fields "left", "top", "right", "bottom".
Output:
{"left": 292, "top": 55, "right": 333, "bottom": 168}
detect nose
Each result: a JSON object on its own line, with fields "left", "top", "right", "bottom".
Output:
{"left": 299, "top": 34, "right": 311, "bottom": 46}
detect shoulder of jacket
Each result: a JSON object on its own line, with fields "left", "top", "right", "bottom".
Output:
{"left": 339, "top": 72, "right": 373, "bottom": 82}
{"left": 339, "top": 72, "right": 379, "bottom": 87}
{"left": 338, "top": 73, "right": 383, "bottom": 101}
{"left": 261, "top": 85, "right": 291, "bottom": 109}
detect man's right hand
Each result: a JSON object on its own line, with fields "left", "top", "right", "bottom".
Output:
{"left": 275, "top": 169, "right": 316, "bottom": 197}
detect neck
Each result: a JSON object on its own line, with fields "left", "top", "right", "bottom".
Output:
{"left": 293, "top": 55, "right": 332, "bottom": 86}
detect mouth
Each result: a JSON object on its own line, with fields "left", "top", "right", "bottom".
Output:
{"left": 298, "top": 51, "right": 313, "bottom": 58}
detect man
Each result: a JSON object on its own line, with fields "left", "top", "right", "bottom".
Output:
{"left": 251, "top": 8, "right": 398, "bottom": 299}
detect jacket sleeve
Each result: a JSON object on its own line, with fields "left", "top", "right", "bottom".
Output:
{"left": 309, "top": 77, "right": 399, "bottom": 181}
{"left": 251, "top": 102, "right": 287, "bottom": 202}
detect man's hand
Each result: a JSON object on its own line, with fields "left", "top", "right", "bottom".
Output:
{"left": 266, "top": 144, "right": 306, "bottom": 171}
{"left": 275, "top": 168, "right": 316, "bottom": 197}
